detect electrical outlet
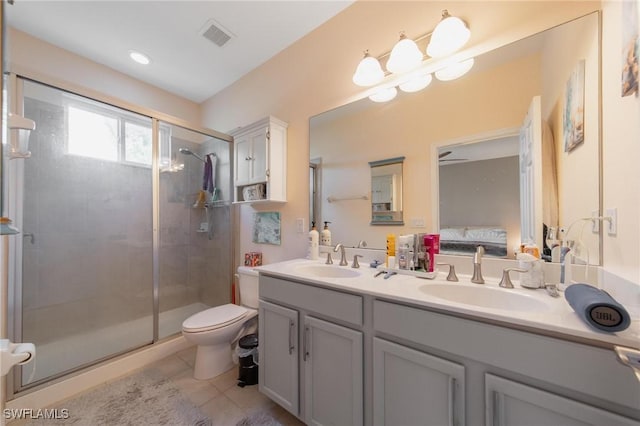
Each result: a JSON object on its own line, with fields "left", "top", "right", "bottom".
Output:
{"left": 591, "top": 210, "right": 599, "bottom": 233}
{"left": 606, "top": 208, "right": 617, "bottom": 235}
{"left": 296, "top": 218, "right": 305, "bottom": 233}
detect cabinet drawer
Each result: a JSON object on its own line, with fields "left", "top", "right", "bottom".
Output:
{"left": 260, "top": 275, "right": 363, "bottom": 326}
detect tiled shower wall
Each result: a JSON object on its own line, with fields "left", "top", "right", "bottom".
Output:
{"left": 21, "top": 97, "right": 231, "bottom": 345}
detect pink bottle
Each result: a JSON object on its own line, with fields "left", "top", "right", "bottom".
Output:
{"left": 424, "top": 235, "right": 435, "bottom": 272}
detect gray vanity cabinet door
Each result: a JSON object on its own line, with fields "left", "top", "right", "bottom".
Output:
{"left": 304, "top": 315, "right": 363, "bottom": 426}
{"left": 486, "top": 374, "right": 640, "bottom": 426}
{"left": 373, "top": 338, "right": 465, "bottom": 426}
{"left": 259, "top": 300, "right": 299, "bottom": 416}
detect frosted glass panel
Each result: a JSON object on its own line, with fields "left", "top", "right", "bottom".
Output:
{"left": 19, "top": 80, "right": 154, "bottom": 384}
{"left": 157, "top": 123, "right": 233, "bottom": 339}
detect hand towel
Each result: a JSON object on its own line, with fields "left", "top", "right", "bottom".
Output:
{"left": 565, "top": 283, "right": 631, "bottom": 332}
{"left": 202, "top": 154, "right": 216, "bottom": 194}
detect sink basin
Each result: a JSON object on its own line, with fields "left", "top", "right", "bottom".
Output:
{"left": 294, "top": 265, "right": 361, "bottom": 278}
{"left": 419, "top": 284, "right": 551, "bottom": 312}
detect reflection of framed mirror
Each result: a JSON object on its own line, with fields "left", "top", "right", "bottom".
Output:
{"left": 369, "top": 157, "right": 404, "bottom": 225}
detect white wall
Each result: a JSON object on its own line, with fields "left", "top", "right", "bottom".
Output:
{"left": 601, "top": 1, "right": 640, "bottom": 284}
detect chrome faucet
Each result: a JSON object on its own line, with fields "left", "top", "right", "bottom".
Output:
{"left": 471, "top": 246, "right": 485, "bottom": 284}
{"left": 334, "top": 243, "right": 348, "bottom": 266}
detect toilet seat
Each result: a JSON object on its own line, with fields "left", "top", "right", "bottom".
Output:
{"left": 182, "top": 304, "right": 248, "bottom": 333}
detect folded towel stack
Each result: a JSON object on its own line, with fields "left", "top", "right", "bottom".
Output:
{"left": 565, "top": 283, "right": 631, "bottom": 332}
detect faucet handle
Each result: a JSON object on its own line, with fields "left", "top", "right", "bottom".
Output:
{"left": 437, "top": 263, "right": 458, "bottom": 282}
{"left": 499, "top": 267, "right": 528, "bottom": 288}
{"left": 351, "top": 255, "right": 363, "bottom": 268}
{"left": 325, "top": 252, "right": 333, "bottom": 265}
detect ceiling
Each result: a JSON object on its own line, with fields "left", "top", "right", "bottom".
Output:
{"left": 6, "top": 1, "right": 353, "bottom": 103}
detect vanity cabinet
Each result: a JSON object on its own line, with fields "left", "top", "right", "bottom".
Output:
{"left": 486, "top": 374, "right": 640, "bottom": 426}
{"left": 231, "top": 116, "right": 287, "bottom": 203}
{"left": 258, "top": 300, "right": 299, "bottom": 415}
{"left": 259, "top": 275, "right": 364, "bottom": 425}
{"left": 374, "top": 299, "right": 640, "bottom": 426}
{"left": 373, "top": 337, "right": 465, "bottom": 426}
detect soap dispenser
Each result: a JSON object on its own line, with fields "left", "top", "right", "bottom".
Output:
{"left": 320, "top": 221, "right": 332, "bottom": 246}
{"left": 308, "top": 222, "right": 319, "bottom": 260}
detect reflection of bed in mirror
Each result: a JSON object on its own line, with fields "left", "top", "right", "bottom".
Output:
{"left": 439, "top": 226, "right": 508, "bottom": 257}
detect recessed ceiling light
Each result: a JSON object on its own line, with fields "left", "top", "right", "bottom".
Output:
{"left": 129, "top": 50, "right": 151, "bottom": 65}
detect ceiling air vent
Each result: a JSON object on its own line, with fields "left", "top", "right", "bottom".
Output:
{"left": 200, "top": 19, "right": 234, "bottom": 48}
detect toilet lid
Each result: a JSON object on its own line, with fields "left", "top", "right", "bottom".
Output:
{"left": 182, "top": 304, "right": 248, "bottom": 332}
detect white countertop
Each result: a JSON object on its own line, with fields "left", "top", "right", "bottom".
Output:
{"left": 256, "top": 258, "right": 640, "bottom": 350}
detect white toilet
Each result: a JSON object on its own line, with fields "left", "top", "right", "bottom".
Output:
{"left": 182, "top": 266, "right": 259, "bottom": 380}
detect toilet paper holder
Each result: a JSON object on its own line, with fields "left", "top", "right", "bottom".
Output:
{"left": 0, "top": 339, "right": 36, "bottom": 377}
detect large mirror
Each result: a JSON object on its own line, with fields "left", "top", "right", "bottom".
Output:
{"left": 310, "top": 12, "right": 600, "bottom": 264}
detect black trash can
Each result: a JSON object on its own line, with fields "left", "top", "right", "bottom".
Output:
{"left": 237, "top": 333, "right": 258, "bottom": 387}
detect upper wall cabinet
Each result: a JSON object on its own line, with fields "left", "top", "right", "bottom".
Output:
{"left": 231, "top": 116, "right": 288, "bottom": 204}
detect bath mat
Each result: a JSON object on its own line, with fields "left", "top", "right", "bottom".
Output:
{"left": 236, "top": 411, "right": 282, "bottom": 426}
{"left": 24, "top": 369, "right": 211, "bottom": 425}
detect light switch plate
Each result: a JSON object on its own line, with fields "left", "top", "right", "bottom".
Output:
{"left": 606, "top": 208, "right": 617, "bottom": 235}
{"left": 591, "top": 210, "right": 599, "bottom": 233}
{"left": 296, "top": 218, "right": 305, "bottom": 233}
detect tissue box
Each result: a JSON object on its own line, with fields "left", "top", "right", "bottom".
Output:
{"left": 244, "top": 252, "right": 263, "bottom": 267}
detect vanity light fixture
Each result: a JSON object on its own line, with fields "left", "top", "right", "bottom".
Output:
{"left": 426, "top": 10, "right": 471, "bottom": 58}
{"left": 353, "top": 9, "right": 472, "bottom": 102}
{"left": 369, "top": 87, "right": 398, "bottom": 103}
{"left": 399, "top": 72, "right": 433, "bottom": 93}
{"left": 352, "top": 50, "right": 385, "bottom": 87}
{"left": 129, "top": 50, "right": 151, "bottom": 65}
{"left": 386, "top": 32, "right": 423, "bottom": 74}
{"left": 435, "top": 58, "right": 475, "bottom": 81}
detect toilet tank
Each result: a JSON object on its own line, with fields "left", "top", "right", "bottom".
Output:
{"left": 237, "top": 266, "right": 259, "bottom": 309}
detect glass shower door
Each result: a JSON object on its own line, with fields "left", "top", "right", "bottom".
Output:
{"left": 12, "top": 79, "right": 154, "bottom": 386}
{"left": 157, "top": 122, "right": 233, "bottom": 339}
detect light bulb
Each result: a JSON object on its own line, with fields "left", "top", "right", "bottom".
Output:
{"left": 352, "top": 51, "right": 385, "bottom": 87}
{"left": 386, "top": 33, "right": 423, "bottom": 74}
{"left": 435, "top": 58, "right": 475, "bottom": 81}
{"left": 369, "top": 87, "right": 398, "bottom": 103}
{"left": 399, "top": 73, "right": 433, "bottom": 93}
{"left": 426, "top": 10, "right": 470, "bottom": 58}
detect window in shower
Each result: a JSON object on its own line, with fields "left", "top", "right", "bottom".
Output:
{"left": 66, "top": 100, "right": 171, "bottom": 166}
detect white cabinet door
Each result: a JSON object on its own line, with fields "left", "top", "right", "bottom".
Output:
{"left": 249, "top": 128, "right": 268, "bottom": 183}
{"left": 259, "top": 301, "right": 299, "bottom": 416}
{"left": 373, "top": 338, "right": 465, "bottom": 426}
{"left": 234, "top": 136, "right": 252, "bottom": 185}
{"left": 486, "top": 374, "right": 640, "bottom": 426}
{"left": 304, "top": 316, "right": 363, "bottom": 426}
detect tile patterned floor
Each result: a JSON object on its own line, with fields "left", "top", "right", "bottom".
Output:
{"left": 12, "top": 346, "right": 304, "bottom": 426}
{"left": 139, "top": 346, "right": 304, "bottom": 425}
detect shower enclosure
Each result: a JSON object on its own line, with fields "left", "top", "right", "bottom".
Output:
{"left": 3, "top": 76, "right": 233, "bottom": 395}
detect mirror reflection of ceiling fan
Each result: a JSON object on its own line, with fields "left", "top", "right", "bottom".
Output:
{"left": 438, "top": 151, "right": 468, "bottom": 162}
